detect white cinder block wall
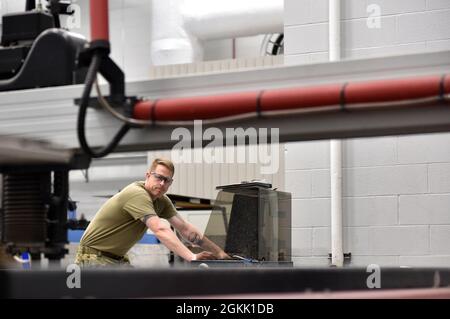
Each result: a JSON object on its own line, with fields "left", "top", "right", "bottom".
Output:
{"left": 285, "top": 0, "right": 450, "bottom": 267}
{"left": 285, "top": 0, "right": 450, "bottom": 64}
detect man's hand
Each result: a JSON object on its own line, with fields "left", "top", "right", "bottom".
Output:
{"left": 194, "top": 251, "right": 216, "bottom": 261}
{"left": 192, "top": 251, "right": 232, "bottom": 261}
{"left": 216, "top": 252, "right": 233, "bottom": 260}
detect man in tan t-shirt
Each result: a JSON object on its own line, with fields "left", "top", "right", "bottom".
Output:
{"left": 75, "top": 157, "right": 229, "bottom": 267}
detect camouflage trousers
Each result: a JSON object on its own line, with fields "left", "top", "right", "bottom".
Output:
{"left": 74, "top": 245, "right": 131, "bottom": 268}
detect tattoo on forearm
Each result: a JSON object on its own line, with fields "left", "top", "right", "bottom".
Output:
{"left": 188, "top": 233, "right": 203, "bottom": 245}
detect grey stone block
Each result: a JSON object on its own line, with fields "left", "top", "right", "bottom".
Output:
{"left": 344, "top": 196, "right": 398, "bottom": 226}
{"left": 369, "top": 226, "right": 429, "bottom": 255}
{"left": 430, "top": 226, "right": 450, "bottom": 254}
{"left": 285, "top": 23, "right": 328, "bottom": 54}
{"left": 292, "top": 198, "right": 331, "bottom": 227}
{"left": 400, "top": 194, "right": 450, "bottom": 225}
{"left": 292, "top": 228, "right": 313, "bottom": 256}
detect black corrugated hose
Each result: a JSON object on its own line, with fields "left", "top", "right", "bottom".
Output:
{"left": 77, "top": 53, "right": 130, "bottom": 158}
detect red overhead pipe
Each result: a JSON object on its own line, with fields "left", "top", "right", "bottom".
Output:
{"left": 90, "top": 0, "right": 109, "bottom": 42}
{"left": 345, "top": 75, "right": 447, "bottom": 104}
{"left": 135, "top": 92, "right": 259, "bottom": 122}
{"left": 133, "top": 74, "right": 450, "bottom": 123}
{"left": 261, "top": 84, "right": 342, "bottom": 112}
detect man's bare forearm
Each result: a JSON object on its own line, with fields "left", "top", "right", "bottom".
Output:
{"left": 197, "top": 235, "right": 229, "bottom": 259}
{"left": 155, "top": 227, "right": 195, "bottom": 261}
{"left": 179, "top": 221, "right": 230, "bottom": 259}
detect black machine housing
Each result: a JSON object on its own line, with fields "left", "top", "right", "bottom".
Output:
{"left": 0, "top": 168, "right": 70, "bottom": 260}
{"left": 0, "top": 7, "right": 87, "bottom": 91}
{"left": 185, "top": 181, "right": 292, "bottom": 268}
{"left": 0, "top": 150, "right": 91, "bottom": 262}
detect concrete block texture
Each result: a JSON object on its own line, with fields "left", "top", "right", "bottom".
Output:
{"left": 342, "top": 0, "right": 368, "bottom": 20}
{"left": 427, "top": 0, "right": 450, "bottom": 10}
{"left": 369, "top": 226, "right": 429, "bottom": 255}
{"left": 399, "top": 194, "right": 450, "bottom": 225}
{"left": 285, "top": 170, "right": 312, "bottom": 198}
{"left": 399, "top": 255, "right": 450, "bottom": 267}
{"left": 427, "top": 39, "right": 450, "bottom": 51}
{"left": 398, "top": 133, "right": 450, "bottom": 164}
{"left": 283, "top": 1, "right": 450, "bottom": 265}
{"left": 312, "top": 227, "right": 330, "bottom": 256}
{"left": 292, "top": 256, "right": 330, "bottom": 267}
{"left": 286, "top": 0, "right": 428, "bottom": 24}
{"left": 285, "top": 23, "right": 328, "bottom": 55}
{"left": 294, "top": 196, "right": 398, "bottom": 234}
{"left": 291, "top": 228, "right": 313, "bottom": 256}
{"left": 345, "top": 43, "right": 428, "bottom": 60}
{"left": 344, "top": 196, "right": 398, "bottom": 226}
{"left": 398, "top": 10, "right": 450, "bottom": 44}
{"left": 292, "top": 198, "right": 331, "bottom": 227}
{"left": 343, "top": 227, "right": 370, "bottom": 255}
{"left": 286, "top": 2, "right": 450, "bottom": 61}
{"left": 313, "top": 226, "right": 430, "bottom": 256}
{"left": 312, "top": 169, "right": 331, "bottom": 197}
{"left": 284, "top": 52, "right": 329, "bottom": 65}
{"left": 343, "top": 167, "right": 370, "bottom": 196}
{"left": 368, "top": 0, "right": 426, "bottom": 15}
{"left": 350, "top": 255, "right": 399, "bottom": 267}
{"left": 285, "top": 141, "right": 330, "bottom": 170}
{"left": 285, "top": 0, "right": 328, "bottom": 25}
{"left": 429, "top": 163, "right": 450, "bottom": 193}
{"left": 342, "top": 16, "right": 398, "bottom": 49}
{"left": 430, "top": 226, "right": 450, "bottom": 254}
{"left": 343, "top": 137, "right": 397, "bottom": 168}
{"left": 311, "top": 228, "right": 385, "bottom": 256}
{"left": 344, "top": 165, "right": 428, "bottom": 196}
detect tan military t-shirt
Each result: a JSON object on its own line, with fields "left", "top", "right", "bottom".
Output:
{"left": 80, "top": 181, "right": 177, "bottom": 257}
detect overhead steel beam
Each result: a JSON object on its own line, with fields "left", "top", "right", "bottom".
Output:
{"left": 0, "top": 136, "right": 73, "bottom": 165}
{"left": 1, "top": 50, "right": 450, "bottom": 153}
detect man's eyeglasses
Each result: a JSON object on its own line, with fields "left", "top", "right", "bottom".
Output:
{"left": 149, "top": 171, "right": 173, "bottom": 185}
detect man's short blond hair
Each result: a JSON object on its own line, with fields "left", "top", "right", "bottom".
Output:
{"left": 149, "top": 158, "right": 175, "bottom": 175}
